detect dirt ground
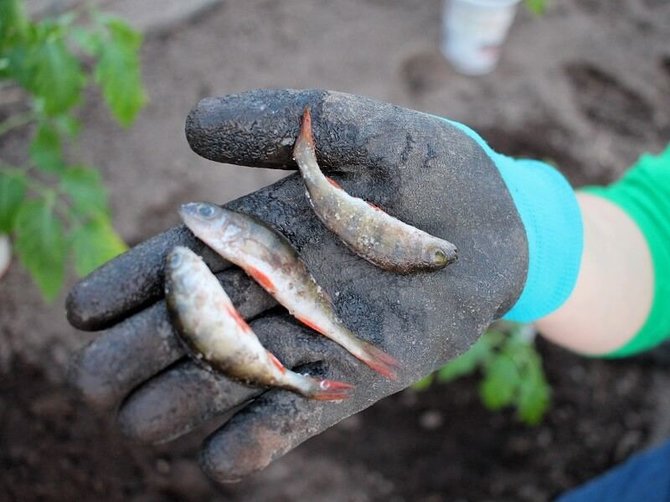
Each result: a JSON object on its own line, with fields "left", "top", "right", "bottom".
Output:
{"left": 2, "top": 0, "right": 670, "bottom": 500}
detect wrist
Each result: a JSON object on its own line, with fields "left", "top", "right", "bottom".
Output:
{"left": 444, "top": 119, "right": 583, "bottom": 322}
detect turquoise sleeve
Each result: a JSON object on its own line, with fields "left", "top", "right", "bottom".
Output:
{"left": 443, "top": 119, "right": 584, "bottom": 322}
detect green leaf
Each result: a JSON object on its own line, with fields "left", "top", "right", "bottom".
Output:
{"left": 95, "top": 18, "right": 146, "bottom": 127}
{"left": 479, "top": 355, "right": 519, "bottom": 410}
{"left": 71, "top": 216, "right": 126, "bottom": 276}
{"left": 1, "top": 37, "right": 31, "bottom": 82}
{"left": 30, "top": 122, "right": 64, "bottom": 171}
{"left": 55, "top": 11, "right": 77, "bottom": 29}
{"left": 70, "top": 26, "right": 102, "bottom": 56}
{"left": 436, "top": 355, "right": 477, "bottom": 382}
{"left": 0, "top": 0, "right": 28, "bottom": 46}
{"left": 54, "top": 115, "right": 81, "bottom": 137}
{"left": 517, "top": 374, "right": 551, "bottom": 425}
{"left": 14, "top": 196, "right": 66, "bottom": 301}
{"left": 515, "top": 345, "right": 550, "bottom": 425}
{"left": 524, "top": 0, "right": 547, "bottom": 15}
{"left": 412, "top": 374, "right": 434, "bottom": 391}
{"left": 30, "top": 26, "right": 85, "bottom": 115}
{"left": 437, "top": 340, "right": 488, "bottom": 382}
{"left": 480, "top": 328, "right": 507, "bottom": 350}
{"left": 0, "top": 171, "right": 26, "bottom": 232}
{"left": 59, "top": 165, "right": 109, "bottom": 217}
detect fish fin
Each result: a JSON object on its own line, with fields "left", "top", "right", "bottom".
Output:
{"left": 309, "top": 378, "right": 354, "bottom": 401}
{"left": 326, "top": 176, "right": 342, "bottom": 189}
{"left": 357, "top": 341, "right": 401, "bottom": 381}
{"left": 224, "top": 304, "right": 252, "bottom": 334}
{"left": 246, "top": 265, "right": 277, "bottom": 294}
{"left": 296, "top": 315, "right": 399, "bottom": 380}
{"left": 296, "top": 315, "right": 326, "bottom": 336}
{"left": 297, "top": 107, "right": 315, "bottom": 150}
{"left": 266, "top": 350, "right": 287, "bottom": 374}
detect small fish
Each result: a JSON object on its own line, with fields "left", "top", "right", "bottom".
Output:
{"left": 165, "top": 246, "right": 353, "bottom": 400}
{"left": 179, "top": 203, "right": 400, "bottom": 380}
{"left": 293, "top": 107, "right": 458, "bottom": 274}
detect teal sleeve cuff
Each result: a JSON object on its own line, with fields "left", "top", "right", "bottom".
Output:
{"left": 444, "top": 119, "right": 584, "bottom": 322}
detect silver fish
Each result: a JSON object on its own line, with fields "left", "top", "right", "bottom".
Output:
{"left": 165, "top": 246, "right": 354, "bottom": 400}
{"left": 179, "top": 203, "right": 400, "bottom": 380}
{"left": 293, "top": 107, "right": 458, "bottom": 274}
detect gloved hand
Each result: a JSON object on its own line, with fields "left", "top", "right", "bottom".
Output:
{"left": 67, "top": 89, "right": 579, "bottom": 482}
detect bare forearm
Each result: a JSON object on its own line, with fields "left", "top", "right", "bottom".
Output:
{"left": 535, "top": 193, "right": 654, "bottom": 355}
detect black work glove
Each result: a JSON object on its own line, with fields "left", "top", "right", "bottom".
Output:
{"left": 67, "top": 89, "right": 529, "bottom": 482}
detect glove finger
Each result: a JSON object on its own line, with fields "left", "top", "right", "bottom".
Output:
{"left": 70, "top": 267, "right": 276, "bottom": 412}
{"left": 66, "top": 225, "right": 229, "bottom": 331}
{"left": 116, "top": 315, "right": 351, "bottom": 445}
{"left": 186, "top": 88, "right": 447, "bottom": 172}
{"left": 69, "top": 88, "right": 420, "bottom": 331}
{"left": 199, "top": 380, "right": 355, "bottom": 484}
{"left": 118, "top": 359, "right": 257, "bottom": 444}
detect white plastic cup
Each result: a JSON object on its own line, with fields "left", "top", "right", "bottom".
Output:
{"left": 441, "top": 0, "right": 521, "bottom": 76}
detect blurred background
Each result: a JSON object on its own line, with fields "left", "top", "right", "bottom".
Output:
{"left": 1, "top": 0, "right": 669, "bottom": 500}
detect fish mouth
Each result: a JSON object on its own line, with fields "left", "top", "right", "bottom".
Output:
{"left": 439, "top": 244, "right": 458, "bottom": 266}
{"left": 433, "top": 249, "right": 449, "bottom": 266}
{"left": 427, "top": 242, "right": 458, "bottom": 268}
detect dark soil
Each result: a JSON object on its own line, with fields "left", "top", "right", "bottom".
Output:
{"left": 2, "top": 1, "right": 669, "bottom": 500}
{"left": 1, "top": 339, "right": 658, "bottom": 501}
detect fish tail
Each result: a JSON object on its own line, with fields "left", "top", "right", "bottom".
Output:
{"left": 354, "top": 340, "right": 401, "bottom": 381}
{"left": 283, "top": 371, "right": 354, "bottom": 401}
{"left": 295, "top": 315, "right": 400, "bottom": 381}
{"left": 309, "top": 378, "right": 355, "bottom": 401}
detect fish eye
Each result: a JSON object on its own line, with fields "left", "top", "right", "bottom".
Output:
{"left": 197, "top": 204, "right": 216, "bottom": 218}
{"left": 168, "top": 252, "right": 182, "bottom": 268}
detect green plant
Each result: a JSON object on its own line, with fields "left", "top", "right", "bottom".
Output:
{"left": 0, "top": 0, "right": 146, "bottom": 300}
{"left": 414, "top": 322, "right": 551, "bottom": 425}
{"left": 524, "top": 0, "right": 548, "bottom": 15}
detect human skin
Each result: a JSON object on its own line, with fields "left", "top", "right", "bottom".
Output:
{"left": 66, "top": 88, "right": 657, "bottom": 482}
{"left": 536, "top": 193, "right": 654, "bottom": 355}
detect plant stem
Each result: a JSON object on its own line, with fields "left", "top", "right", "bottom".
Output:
{"left": 0, "top": 111, "right": 36, "bottom": 137}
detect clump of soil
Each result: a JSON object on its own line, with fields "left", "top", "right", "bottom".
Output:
{"left": 0, "top": 361, "right": 221, "bottom": 501}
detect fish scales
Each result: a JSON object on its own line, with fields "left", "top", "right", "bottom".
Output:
{"left": 293, "top": 107, "right": 458, "bottom": 274}
{"left": 165, "top": 246, "right": 353, "bottom": 400}
{"left": 178, "top": 203, "right": 400, "bottom": 380}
